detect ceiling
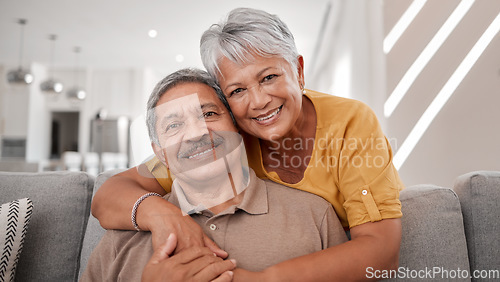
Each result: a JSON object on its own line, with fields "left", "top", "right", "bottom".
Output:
{"left": 0, "top": 0, "right": 330, "bottom": 71}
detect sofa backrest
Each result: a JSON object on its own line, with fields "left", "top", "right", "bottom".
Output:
{"left": 388, "top": 185, "right": 470, "bottom": 281}
{"left": 453, "top": 171, "right": 500, "bottom": 281}
{"left": 0, "top": 171, "right": 94, "bottom": 282}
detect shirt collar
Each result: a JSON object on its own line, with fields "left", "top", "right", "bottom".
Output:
{"left": 171, "top": 180, "right": 207, "bottom": 215}
{"left": 234, "top": 169, "right": 268, "bottom": 215}
{"left": 166, "top": 168, "right": 268, "bottom": 216}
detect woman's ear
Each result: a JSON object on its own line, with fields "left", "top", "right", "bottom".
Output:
{"left": 296, "top": 55, "right": 305, "bottom": 87}
{"left": 151, "top": 142, "right": 169, "bottom": 168}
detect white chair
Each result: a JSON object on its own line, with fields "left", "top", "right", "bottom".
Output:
{"left": 101, "top": 152, "right": 128, "bottom": 171}
{"left": 83, "top": 152, "right": 100, "bottom": 176}
{"left": 62, "top": 151, "right": 82, "bottom": 171}
{"left": 115, "top": 153, "right": 128, "bottom": 169}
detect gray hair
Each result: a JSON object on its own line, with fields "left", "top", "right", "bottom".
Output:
{"left": 200, "top": 7, "right": 299, "bottom": 80}
{"left": 146, "top": 68, "right": 235, "bottom": 145}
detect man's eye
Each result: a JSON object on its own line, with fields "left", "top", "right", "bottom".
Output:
{"left": 166, "top": 122, "right": 182, "bottom": 132}
{"left": 203, "top": 111, "right": 218, "bottom": 118}
{"left": 230, "top": 88, "right": 244, "bottom": 97}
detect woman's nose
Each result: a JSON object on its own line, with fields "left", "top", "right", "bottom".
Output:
{"left": 248, "top": 84, "right": 272, "bottom": 110}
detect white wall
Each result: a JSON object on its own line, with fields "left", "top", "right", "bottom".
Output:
{"left": 307, "top": 0, "right": 387, "bottom": 124}
{"left": 128, "top": 67, "right": 167, "bottom": 166}
{"left": 307, "top": 0, "right": 500, "bottom": 187}
{"left": 0, "top": 67, "right": 30, "bottom": 138}
{"left": 384, "top": 0, "right": 500, "bottom": 187}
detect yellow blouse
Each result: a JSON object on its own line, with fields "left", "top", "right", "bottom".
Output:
{"left": 146, "top": 89, "right": 403, "bottom": 228}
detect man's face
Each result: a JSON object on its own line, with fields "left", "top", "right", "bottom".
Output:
{"left": 153, "top": 82, "right": 241, "bottom": 183}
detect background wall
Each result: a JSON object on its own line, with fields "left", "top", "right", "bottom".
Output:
{"left": 384, "top": 0, "right": 500, "bottom": 187}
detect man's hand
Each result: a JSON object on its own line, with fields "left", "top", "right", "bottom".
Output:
{"left": 142, "top": 233, "right": 236, "bottom": 282}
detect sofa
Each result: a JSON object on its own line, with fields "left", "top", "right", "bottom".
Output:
{"left": 0, "top": 169, "right": 499, "bottom": 281}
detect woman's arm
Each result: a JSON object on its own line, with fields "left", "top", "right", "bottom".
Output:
{"left": 233, "top": 218, "right": 401, "bottom": 281}
{"left": 91, "top": 164, "right": 166, "bottom": 230}
{"left": 91, "top": 164, "right": 227, "bottom": 257}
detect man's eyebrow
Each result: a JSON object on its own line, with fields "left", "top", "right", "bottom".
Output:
{"left": 200, "top": 102, "right": 220, "bottom": 110}
{"left": 160, "top": 111, "right": 179, "bottom": 120}
{"left": 159, "top": 112, "right": 180, "bottom": 128}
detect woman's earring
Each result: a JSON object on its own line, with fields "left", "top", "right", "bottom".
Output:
{"left": 301, "top": 85, "right": 306, "bottom": 94}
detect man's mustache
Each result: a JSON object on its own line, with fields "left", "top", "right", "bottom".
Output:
{"left": 177, "top": 134, "right": 224, "bottom": 159}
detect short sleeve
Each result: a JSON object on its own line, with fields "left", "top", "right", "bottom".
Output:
{"left": 144, "top": 156, "right": 174, "bottom": 193}
{"left": 337, "top": 102, "right": 403, "bottom": 228}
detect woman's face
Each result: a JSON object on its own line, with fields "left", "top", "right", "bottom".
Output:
{"left": 217, "top": 55, "right": 304, "bottom": 141}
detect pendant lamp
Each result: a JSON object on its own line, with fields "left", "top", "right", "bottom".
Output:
{"left": 40, "top": 34, "right": 63, "bottom": 94}
{"left": 66, "top": 46, "right": 86, "bottom": 100}
{"left": 7, "top": 19, "right": 34, "bottom": 85}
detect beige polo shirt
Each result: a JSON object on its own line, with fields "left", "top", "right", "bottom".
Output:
{"left": 81, "top": 169, "right": 347, "bottom": 281}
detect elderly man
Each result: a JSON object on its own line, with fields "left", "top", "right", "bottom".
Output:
{"left": 81, "top": 68, "right": 347, "bottom": 281}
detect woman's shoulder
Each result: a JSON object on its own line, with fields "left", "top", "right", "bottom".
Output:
{"left": 305, "top": 89, "right": 376, "bottom": 128}
{"left": 263, "top": 179, "right": 332, "bottom": 211}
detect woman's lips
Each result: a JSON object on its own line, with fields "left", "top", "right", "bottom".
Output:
{"left": 252, "top": 105, "right": 283, "bottom": 124}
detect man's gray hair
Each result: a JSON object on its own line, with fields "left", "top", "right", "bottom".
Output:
{"left": 146, "top": 68, "right": 235, "bottom": 145}
{"left": 200, "top": 7, "right": 299, "bottom": 80}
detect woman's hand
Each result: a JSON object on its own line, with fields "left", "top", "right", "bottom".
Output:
{"left": 92, "top": 166, "right": 228, "bottom": 258}
{"left": 138, "top": 195, "right": 228, "bottom": 258}
{"left": 142, "top": 233, "right": 236, "bottom": 282}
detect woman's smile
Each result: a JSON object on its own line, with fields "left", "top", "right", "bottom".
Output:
{"left": 253, "top": 104, "right": 283, "bottom": 124}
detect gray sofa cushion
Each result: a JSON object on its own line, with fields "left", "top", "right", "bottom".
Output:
{"left": 388, "top": 185, "right": 470, "bottom": 281}
{"left": 79, "top": 169, "right": 125, "bottom": 279}
{"left": 453, "top": 171, "right": 500, "bottom": 280}
{"left": 0, "top": 171, "right": 93, "bottom": 282}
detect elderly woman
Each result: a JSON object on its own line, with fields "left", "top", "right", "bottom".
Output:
{"left": 92, "top": 7, "right": 403, "bottom": 281}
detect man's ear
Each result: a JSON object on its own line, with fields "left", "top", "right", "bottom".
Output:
{"left": 151, "top": 142, "right": 168, "bottom": 168}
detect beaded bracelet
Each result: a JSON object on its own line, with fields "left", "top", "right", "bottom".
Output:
{"left": 131, "top": 192, "right": 162, "bottom": 231}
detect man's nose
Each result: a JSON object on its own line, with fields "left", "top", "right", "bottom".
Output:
{"left": 183, "top": 117, "right": 209, "bottom": 142}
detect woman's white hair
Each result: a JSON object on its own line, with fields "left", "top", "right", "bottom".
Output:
{"left": 200, "top": 7, "right": 299, "bottom": 80}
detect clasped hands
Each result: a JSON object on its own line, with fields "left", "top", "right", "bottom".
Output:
{"left": 142, "top": 233, "right": 236, "bottom": 282}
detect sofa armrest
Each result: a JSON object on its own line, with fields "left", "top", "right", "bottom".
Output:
{"left": 453, "top": 171, "right": 500, "bottom": 279}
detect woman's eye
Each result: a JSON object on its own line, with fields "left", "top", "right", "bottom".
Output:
{"left": 262, "top": 74, "right": 277, "bottom": 82}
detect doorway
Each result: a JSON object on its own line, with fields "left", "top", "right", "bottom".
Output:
{"left": 50, "top": 112, "right": 79, "bottom": 159}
